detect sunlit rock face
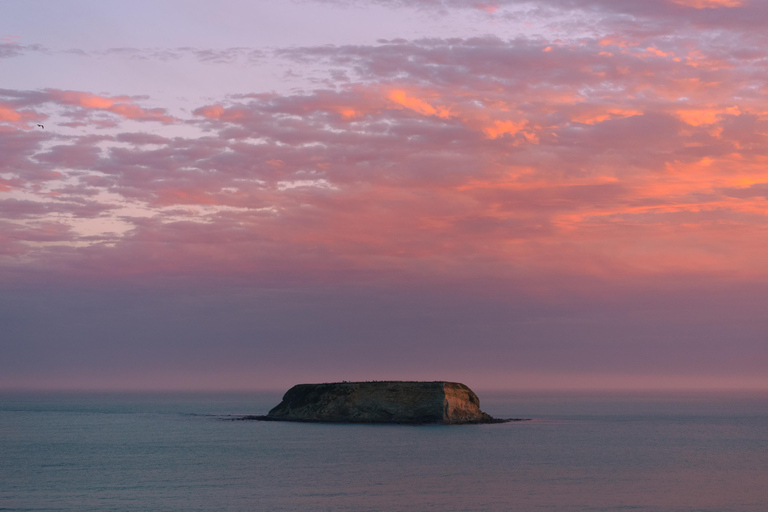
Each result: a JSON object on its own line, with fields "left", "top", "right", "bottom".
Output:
{"left": 266, "top": 381, "right": 498, "bottom": 424}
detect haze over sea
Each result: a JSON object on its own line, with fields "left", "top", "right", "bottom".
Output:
{"left": 2, "top": 390, "right": 767, "bottom": 512}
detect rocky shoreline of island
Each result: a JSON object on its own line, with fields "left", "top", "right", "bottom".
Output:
{"left": 226, "top": 381, "right": 531, "bottom": 425}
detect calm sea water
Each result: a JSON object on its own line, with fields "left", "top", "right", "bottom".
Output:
{"left": 1, "top": 391, "right": 767, "bottom": 512}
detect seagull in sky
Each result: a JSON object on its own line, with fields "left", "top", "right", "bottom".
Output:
{"left": 37, "top": 124, "right": 44, "bottom": 129}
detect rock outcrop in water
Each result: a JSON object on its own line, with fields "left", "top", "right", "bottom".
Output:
{"left": 262, "top": 381, "right": 506, "bottom": 424}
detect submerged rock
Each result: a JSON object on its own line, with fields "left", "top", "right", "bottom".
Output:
{"left": 262, "top": 381, "right": 508, "bottom": 424}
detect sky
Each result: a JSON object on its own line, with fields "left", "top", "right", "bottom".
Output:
{"left": 2, "top": 0, "right": 768, "bottom": 392}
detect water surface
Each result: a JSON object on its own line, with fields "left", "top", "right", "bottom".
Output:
{"left": 2, "top": 391, "right": 767, "bottom": 511}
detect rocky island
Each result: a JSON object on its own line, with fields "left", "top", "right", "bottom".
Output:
{"left": 246, "top": 381, "right": 514, "bottom": 425}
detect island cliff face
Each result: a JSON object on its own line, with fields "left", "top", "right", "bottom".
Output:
{"left": 266, "top": 381, "right": 500, "bottom": 424}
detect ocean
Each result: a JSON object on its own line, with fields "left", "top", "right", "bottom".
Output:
{"left": 1, "top": 390, "right": 767, "bottom": 511}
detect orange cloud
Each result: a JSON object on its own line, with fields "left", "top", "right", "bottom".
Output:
{"left": 677, "top": 109, "right": 719, "bottom": 126}
{"left": 645, "top": 47, "right": 673, "bottom": 58}
{"left": 53, "top": 91, "right": 124, "bottom": 109}
{"left": 0, "top": 105, "right": 22, "bottom": 122}
{"left": 327, "top": 106, "right": 360, "bottom": 119}
{"left": 194, "top": 104, "right": 246, "bottom": 122}
{"left": 674, "top": 106, "right": 739, "bottom": 126}
{"left": 388, "top": 90, "right": 451, "bottom": 118}
{"left": 196, "top": 105, "right": 225, "bottom": 119}
{"left": 685, "top": 49, "right": 733, "bottom": 71}
{"left": 572, "top": 108, "right": 643, "bottom": 125}
{"left": 598, "top": 35, "right": 633, "bottom": 48}
{"left": 0, "top": 103, "right": 45, "bottom": 126}
{"left": 108, "top": 103, "right": 172, "bottom": 122}
{"left": 670, "top": 0, "right": 743, "bottom": 7}
{"left": 484, "top": 120, "right": 525, "bottom": 138}
{"left": 49, "top": 90, "right": 175, "bottom": 123}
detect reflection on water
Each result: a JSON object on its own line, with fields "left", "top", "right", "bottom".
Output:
{"left": 1, "top": 391, "right": 767, "bottom": 511}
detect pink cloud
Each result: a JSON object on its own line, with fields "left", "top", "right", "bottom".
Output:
{"left": 0, "top": 103, "right": 45, "bottom": 127}
{"left": 45, "top": 90, "right": 176, "bottom": 123}
{"left": 195, "top": 104, "right": 226, "bottom": 119}
{"left": 474, "top": 3, "right": 499, "bottom": 13}
{"left": 0, "top": 105, "right": 23, "bottom": 122}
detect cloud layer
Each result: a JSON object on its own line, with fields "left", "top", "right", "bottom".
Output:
{"left": 4, "top": 22, "right": 768, "bottom": 286}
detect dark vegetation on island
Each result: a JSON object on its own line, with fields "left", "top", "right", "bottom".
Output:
{"left": 227, "top": 381, "right": 531, "bottom": 425}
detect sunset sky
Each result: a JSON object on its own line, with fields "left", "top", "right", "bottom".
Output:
{"left": 2, "top": 0, "right": 768, "bottom": 391}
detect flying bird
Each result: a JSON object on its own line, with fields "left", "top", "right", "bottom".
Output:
{"left": 37, "top": 124, "right": 44, "bottom": 129}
